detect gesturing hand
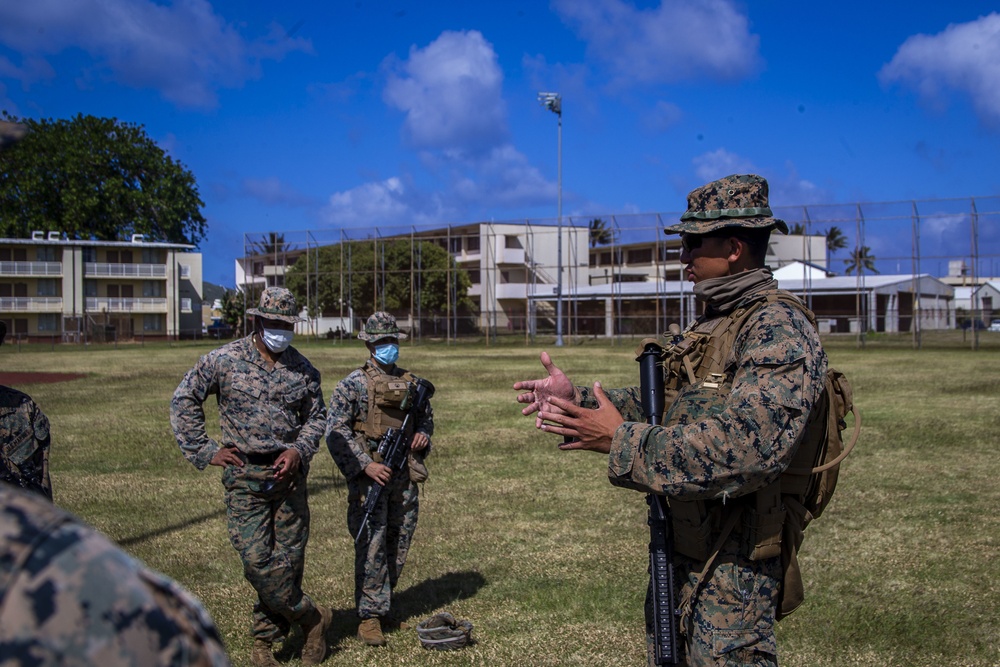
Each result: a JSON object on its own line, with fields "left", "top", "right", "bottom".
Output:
{"left": 537, "top": 382, "right": 624, "bottom": 454}
{"left": 513, "top": 351, "right": 578, "bottom": 428}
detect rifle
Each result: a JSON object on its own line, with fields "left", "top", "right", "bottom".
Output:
{"left": 637, "top": 340, "right": 680, "bottom": 665}
{"left": 355, "top": 377, "right": 435, "bottom": 544}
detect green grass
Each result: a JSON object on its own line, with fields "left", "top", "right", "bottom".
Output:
{"left": 2, "top": 337, "right": 999, "bottom": 666}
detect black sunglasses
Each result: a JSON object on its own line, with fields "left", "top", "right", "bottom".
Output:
{"left": 680, "top": 231, "right": 747, "bottom": 253}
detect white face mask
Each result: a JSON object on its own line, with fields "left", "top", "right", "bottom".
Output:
{"left": 260, "top": 326, "right": 294, "bottom": 353}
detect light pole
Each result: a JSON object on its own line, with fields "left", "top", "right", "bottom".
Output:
{"left": 538, "top": 91, "right": 564, "bottom": 346}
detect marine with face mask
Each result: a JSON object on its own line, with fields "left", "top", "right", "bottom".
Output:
{"left": 325, "top": 311, "right": 434, "bottom": 647}
{"left": 170, "top": 287, "right": 331, "bottom": 667}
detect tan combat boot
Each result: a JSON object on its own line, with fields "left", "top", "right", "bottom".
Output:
{"left": 250, "top": 639, "right": 279, "bottom": 667}
{"left": 358, "top": 617, "right": 387, "bottom": 646}
{"left": 301, "top": 606, "right": 332, "bottom": 665}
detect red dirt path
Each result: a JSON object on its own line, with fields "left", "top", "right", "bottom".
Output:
{"left": 0, "top": 372, "right": 88, "bottom": 385}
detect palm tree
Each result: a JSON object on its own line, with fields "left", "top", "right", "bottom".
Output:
{"left": 844, "top": 246, "right": 879, "bottom": 276}
{"left": 825, "top": 226, "right": 848, "bottom": 254}
{"left": 589, "top": 217, "right": 617, "bottom": 248}
{"left": 787, "top": 223, "right": 806, "bottom": 235}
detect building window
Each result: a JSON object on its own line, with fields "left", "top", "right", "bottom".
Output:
{"left": 467, "top": 236, "right": 480, "bottom": 252}
{"left": 84, "top": 280, "right": 97, "bottom": 297}
{"left": 450, "top": 237, "right": 462, "bottom": 253}
{"left": 181, "top": 298, "right": 192, "bottom": 312}
{"left": 180, "top": 264, "right": 191, "bottom": 279}
{"left": 141, "top": 248, "right": 159, "bottom": 264}
{"left": 504, "top": 235, "right": 522, "bottom": 249}
{"left": 143, "top": 281, "right": 163, "bottom": 297}
{"left": 627, "top": 248, "right": 652, "bottom": 264}
{"left": 82, "top": 247, "right": 96, "bottom": 263}
{"left": 36, "top": 279, "right": 57, "bottom": 296}
{"left": 36, "top": 246, "right": 57, "bottom": 261}
{"left": 1, "top": 248, "right": 28, "bottom": 262}
{"left": 37, "top": 314, "right": 58, "bottom": 332}
{"left": 143, "top": 315, "right": 163, "bottom": 331}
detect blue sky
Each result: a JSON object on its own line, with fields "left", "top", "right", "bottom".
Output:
{"left": 2, "top": 1, "right": 999, "bottom": 285}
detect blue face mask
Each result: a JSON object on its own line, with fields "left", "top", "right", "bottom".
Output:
{"left": 373, "top": 342, "right": 399, "bottom": 365}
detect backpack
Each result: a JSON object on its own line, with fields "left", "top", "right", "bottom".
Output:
{"left": 664, "top": 290, "right": 860, "bottom": 620}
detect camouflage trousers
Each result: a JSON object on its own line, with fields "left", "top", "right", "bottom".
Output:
{"left": 346, "top": 469, "right": 419, "bottom": 619}
{"left": 646, "top": 550, "right": 780, "bottom": 667}
{"left": 222, "top": 462, "right": 320, "bottom": 642}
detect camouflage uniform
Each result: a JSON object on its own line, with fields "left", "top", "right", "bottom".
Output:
{"left": 170, "top": 330, "right": 327, "bottom": 645}
{"left": 326, "top": 314, "right": 434, "bottom": 622}
{"left": 0, "top": 385, "right": 52, "bottom": 499}
{"left": 0, "top": 481, "right": 230, "bottom": 665}
{"left": 581, "top": 176, "right": 827, "bottom": 666}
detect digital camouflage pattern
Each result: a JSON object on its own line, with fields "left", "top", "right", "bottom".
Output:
{"left": 0, "top": 482, "right": 231, "bottom": 666}
{"left": 326, "top": 359, "right": 433, "bottom": 619}
{"left": 170, "top": 335, "right": 327, "bottom": 643}
{"left": 0, "top": 384, "right": 52, "bottom": 499}
{"left": 579, "top": 279, "right": 827, "bottom": 666}
{"left": 357, "top": 310, "right": 408, "bottom": 342}
{"left": 245, "top": 286, "right": 304, "bottom": 323}
{"left": 665, "top": 174, "right": 789, "bottom": 235}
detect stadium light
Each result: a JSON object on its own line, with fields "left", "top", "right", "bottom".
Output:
{"left": 538, "top": 91, "right": 563, "bottom": 346}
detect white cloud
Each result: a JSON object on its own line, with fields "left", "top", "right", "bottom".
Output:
{"left": 643, "top": 100, "right": 683, "bottom": 133}
{"left": 879, "top": 13, "right": 1000, "bottom": 127}
{"left": 383, "top": 30, "right": 508, "bottom": 155}
{"left": 552, "top": 0, "right": 762, "bottom": 87}
{"left": 692, "top": 148, "right": 756, "bottom": 182}
{"left": 451, "top": 145, "right": 556, "bottom": 210}
{"left": 242, "top": 177, "right": 316, "bottom": 208}
{"left": 0, "top": 0, "right": 311, "bottom": 110}
{"left": 323, "top": 177, "right": 411, "bottom": 227}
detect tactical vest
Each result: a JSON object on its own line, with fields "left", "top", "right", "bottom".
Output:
{"left": 353, "top": 363, "right": 417, "bottom": 443}
{"left": 657, "top": 289, "right": 856, "bottom": 620}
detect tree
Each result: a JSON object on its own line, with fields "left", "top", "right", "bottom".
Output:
{"left": 0, "top": 113, "right": 206, "bottom": 245}
{"left": 589, "top": 217, "right": 617, "bottom": 248}
{"left": 284, "top": 238, "right": 474, "bottom": 319}
{"left": 220, "top": 285, "right": 263, "bottom": 338}
{"left": 844, "top": 246, "right": 879, "bottom": 276}
{"left": 788, "top": 223, "right": 806, "bottom": 235}
{"left": 825, "top": 226, "right": 848, "bottom": 254}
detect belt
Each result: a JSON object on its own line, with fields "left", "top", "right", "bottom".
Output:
{"left": 243, "top": 450, "right": 282, "bottom": 466}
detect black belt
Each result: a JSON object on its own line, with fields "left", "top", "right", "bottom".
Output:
{"left": 243, "top": 450, "right": 281, "bottom": 466}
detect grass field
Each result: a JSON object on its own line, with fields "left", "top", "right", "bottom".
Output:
{"left": 2, "top": 336, "right": 999, "bottom": 666}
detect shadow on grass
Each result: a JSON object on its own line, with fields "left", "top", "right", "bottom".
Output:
{"left": 118, "top": 476, "right": 347, "bottom": 548}
{"left": 315, "top": 570, "right": 488, "bottom": 656}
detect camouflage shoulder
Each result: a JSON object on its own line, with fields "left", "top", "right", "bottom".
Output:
{"left": 0, "top": 385, "right": 31, "bottom": 409}
{"left": 0, "top": 484, "right": 231, "bottom": 665}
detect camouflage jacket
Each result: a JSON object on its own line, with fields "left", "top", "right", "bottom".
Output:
{"left": 170, "top": 336, "right": 326, "bottom": 471}
{"left": 0, "top": 483, "right": 230, "bottom": 665}
{"left": 0, "top": 385, "right": 52, "bottom": 499}
{"left": 326, "top": 359, "right": 434, "bottom": 480}
{"left": 581, "top": 291, "right": 827, "bottom": 502}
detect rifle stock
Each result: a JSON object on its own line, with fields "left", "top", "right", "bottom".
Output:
{"left": 637, "top": 341, "right": 680, "bottom": 665}
{"left": 355, "top": 378, "right": 435, "bottom": 544}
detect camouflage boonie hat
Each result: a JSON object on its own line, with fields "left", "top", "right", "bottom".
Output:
{"left": 358, "top": 311, "right": 407, "bottom": 342}
{"left": 246, "top": 287, "right": 303, "bottom": 323}
{"left": 416, "top": 612, "right": 474, "bottom": 650}
{"left": 665, "top": 174, "right": 788, "bottom": 235}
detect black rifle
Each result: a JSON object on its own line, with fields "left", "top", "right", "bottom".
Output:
{"left": 637, "top": 341, "right": 680, "bottom": 665}
{"left": 355, "top": 377, "right": 435, "bottom": 544}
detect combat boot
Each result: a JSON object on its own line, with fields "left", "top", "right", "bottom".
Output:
{"left": 300, "top": 606, "right": 332, "bottom": 665}
{"left": 358, "top": 617, "right": 387, "bottom": 646}
{"left": 250, "top": 639, "right": 279, "bottom": 667}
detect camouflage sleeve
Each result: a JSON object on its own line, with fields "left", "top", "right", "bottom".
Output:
{"left": 0, "top": 388, "right": 52, "bottom": 499}
{"left": 290, "top": 364, "right": 326, "bottom": 464}
{"left": 578, "top": 384, "right": 644, "bottom": 422}
{"left": 0, "top": 485, "right": 231, "bottom": 666}
{"left": 169, "top": 352, "right": 221, "bottom": 471}
{"left": 608, "top": 304, "right": 827, "bottom": 501}
{"left": 325, "top": 372, "right": 371, "bottom": 480}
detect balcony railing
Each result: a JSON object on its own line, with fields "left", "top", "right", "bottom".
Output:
{"left": 85, "top": 297, "right": 168, "bottom": 313}
{"left": 84, "top": 263, "right": 167, "bottom": 278}
{"left": 0, "top": 296, "right": 63, "bottom": 312}
{"left": 0, "top": 261, "right": 62, "bottom": 277}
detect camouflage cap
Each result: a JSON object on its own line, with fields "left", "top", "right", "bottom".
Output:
{"left": 358, "top": 311, "right": 407, "bottom": 342}
{"left": 665, "top": 174, "right": 788, "bottom": 235}
{"left": 245, "top": 287, "right": 303, "bottom": 323}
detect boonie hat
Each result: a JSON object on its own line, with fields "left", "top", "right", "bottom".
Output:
{"left": 358, "top": 311, "right": 408, "bottom": 342}
{"left": 665, "top": 173, "right": 788, "bottom": 235}
{"left": 246, "top": 287, "right": 303, "bottom": 323}
{"left": 416, "top": 612, "right": 474, "bottom": 650}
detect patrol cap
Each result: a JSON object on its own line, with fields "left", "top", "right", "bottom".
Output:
{"left": 665, "top": 174, "right": 788, "bottom": 236}
{"left": 246, "top": 287, "right": 303, "bottom": 323}
{"left": 358, "top": 311, "right": 407, "bottom": 342}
